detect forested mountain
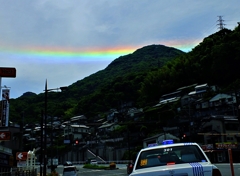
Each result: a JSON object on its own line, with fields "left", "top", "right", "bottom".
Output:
{"left": 140, "top": 27, "right": 240, "bottom": 103}
{"left": 9, "top": 45, "right": 184, "bottom": 123}
{"left": 9, "top": 24, "right": 240, "bottom": 124}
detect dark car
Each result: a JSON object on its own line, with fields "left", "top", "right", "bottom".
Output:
{"left": 64, "top": 161, "right": 73, "bottom": 166}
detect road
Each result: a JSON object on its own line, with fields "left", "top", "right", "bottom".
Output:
{"left": 215, "top": 163, "right": 240, "bottom": 176}
{"left": 55, "top": 164, "right": 128, "bottom": 176}
{"left": 48, "top": 163, "right": 240, "bottom": 176}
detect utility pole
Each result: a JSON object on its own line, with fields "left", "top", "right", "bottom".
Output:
{"left": 217, "top": 16, "right": 225, "bottom": 30}
{"left": 43, "top": 80, "right": 47, "bottom": 176}
{"left": 40, "top": 110, "right": 43, "bottom": 176}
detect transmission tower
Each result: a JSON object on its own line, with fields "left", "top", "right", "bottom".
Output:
{"left": 217, "top": 16, "right": 225, "bottom": 30}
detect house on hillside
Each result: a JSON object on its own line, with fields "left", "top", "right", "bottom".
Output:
{"left": 98, "top": 122, "right": 119, "bottom": 136}
{"left": 62, "top": 121, "right": 90, "bottom": 140}
{"left": 180, "top": 94, "right": 196, "bottom": 107}
{"left": 126, "top": 108, "right": 143, "bottom": 121}
{"left": 199, "top": 115, "right": 240, "bottom": 162}
{"left": 71, "top": 124, "right": 90, "bottom": 140}
{"left": 157, "top": 90, "right": 182, "bottom": 106}
{"left": 200, "top": 115, "right": 239, "bottom": 143}
{"left": 209, "top": 93, "right": 236, "bottom": 107}
{"left": 188, "top": 83, "right": 218, "bottom": 98}
{"left": 70, "top": 115, "right": 87, "bottom": 124}
{"left": 155, "top": 84, "right": 197, "bottom": 107}
{"left": 208, "top": 93, "right": 238, "bottom": 116}
{"left": 107, "top": 109, "right": 121, "bottom": 123}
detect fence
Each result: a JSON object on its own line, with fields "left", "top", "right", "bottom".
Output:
{"left": 8, "top": 168, "right": 37, "bottom": 176}
{"left": 70, "top": 160, "right": 131, "bottom": 165}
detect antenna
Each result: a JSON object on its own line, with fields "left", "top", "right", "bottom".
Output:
{"left": 217, "top": 16, "right": 225, "bottom": 30}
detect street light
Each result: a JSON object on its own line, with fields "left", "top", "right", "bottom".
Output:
{"left": 41, "top": 79, "right": 67, "bottom": 176}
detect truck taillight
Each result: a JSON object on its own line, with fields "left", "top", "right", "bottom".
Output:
{"left": 212, "top": 168, "right": 222, "bottom": 176}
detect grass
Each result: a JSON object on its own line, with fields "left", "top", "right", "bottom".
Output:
{"left": 83, "top": 164, "right": 109, "bottom": 169}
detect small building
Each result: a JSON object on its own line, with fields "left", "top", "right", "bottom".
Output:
{"left": 199, "top": 115, "right": 240, "bottom": 163}
{"left": 143, "top": 133, "right": 180, "bottom": 148}
{"left": 62, "top": 123, "right": 90, "bottom": 140}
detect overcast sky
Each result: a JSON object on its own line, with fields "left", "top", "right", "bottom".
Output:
{"left": 0, "top": 0, "right": 239, "bottom": 98}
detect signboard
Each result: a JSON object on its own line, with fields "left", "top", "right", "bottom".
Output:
{"left": 64, "top": 139, "right": 71, "bottom": 144}
{"left": 0, "top": 67, "right": 16, "bottom": 78}
{"left": 0, "top": 131, "right": 11, "bottom": 141}
{"left": 2, "top": 89, "right": 10, "bottom": 102}
{"left": 216, "top": 142, "right": 238, "bottom": 149}
{"left": 17, "top": 161, "right": 27, "bottom": 167}
{"left": 1, "top": 89, "right": 10, "bottom": 127}
{"left": 1, "top": 100, "right": 8, "bottom": 127}
{"left": 16, "top": 152, "right": 28, "bottom": 161}
{"left": 201, "top": 144, "right": 213, "bottom": 150}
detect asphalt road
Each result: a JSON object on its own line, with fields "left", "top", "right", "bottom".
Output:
{"left": 215, "top": 163, "right": 240, "bottom": 176}
{"left": 55, "top": 164, "right": 128, "bottom": 176}
{"left": 46, "top": 163, "right": 240, "bottom": 176}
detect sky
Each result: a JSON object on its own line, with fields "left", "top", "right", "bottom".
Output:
{"left": 0, "top": 0, "right": 239, "bottom": 99}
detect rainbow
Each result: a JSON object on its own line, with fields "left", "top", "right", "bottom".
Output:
{"left": 0, "top": 39, "right": 200, "bottom": 62}
{"left": 0, "top": 45, "right": 137, "bottom": 63}
{"left": 160, "top": 38, "right": 202, "bottom": 52}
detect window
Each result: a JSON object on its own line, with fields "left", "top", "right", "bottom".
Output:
{"left": 225, "top": 123, "right": 239, "bottom": 131}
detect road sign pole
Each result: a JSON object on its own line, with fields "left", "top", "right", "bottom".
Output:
{"left": 43, "top": 80, "right": 47, "bottom": 176}
{"left": 40, "top": 110, "right": 43, "bottom": 176}
{"left": 0, "top": 77, "right": 2, "bottom": 95}
{"left": 0, "top": 77, "right": 1, "bottom": 129}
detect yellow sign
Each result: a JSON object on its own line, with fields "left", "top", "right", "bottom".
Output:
{"left": 140, "top": 159, "right": 147, "bottom": 166}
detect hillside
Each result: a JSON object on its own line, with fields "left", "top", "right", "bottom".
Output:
{"left": 66, "top": 45, "right": 184, "bottom": 99}
{"left": 9, "top": 44, "right": 184, "bottom": 123}
{"left": 9, "top": 24, "right": 240, "bottom": 123}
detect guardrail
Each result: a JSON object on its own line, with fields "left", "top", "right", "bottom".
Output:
{"left": 69, "top": 160, "right": 131, "bottom": 165}
{"left": 8, "top": 168, "right": 37, "bottom": 176}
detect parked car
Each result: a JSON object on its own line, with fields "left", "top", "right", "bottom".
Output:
{"left": 90, "top": 159, "right": 98, "bottom": 165}
{"left": 129, "top": 140, "right": 222, "bottom": 176}
{"left": 63, "top": 161, "right": 73, "bottom": 166}
{"left": 63, "top": 166, "right": 78, "bottom": 176}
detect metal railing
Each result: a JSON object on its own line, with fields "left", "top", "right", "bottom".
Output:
{"left": 10, "top": 168, "right": 37, "bottom": 176}
{"left": 69, "top": 160, "right": 131, "bottom": 165}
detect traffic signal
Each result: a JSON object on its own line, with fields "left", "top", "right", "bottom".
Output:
{"left": 75, "top": 139, "right": 79, "bottom": 145}
{"left": 181, "top": 134, "right": 186, "bottom": 140}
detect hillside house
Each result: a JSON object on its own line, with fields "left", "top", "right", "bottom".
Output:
{"left": 62, "top": 122, "right": 90, "bottom": 140}
{"left": 199, "top": 115, "right": 240, "bottom": 162}
{"left": 126, "top": 108, "right": 143, "bottom": 121}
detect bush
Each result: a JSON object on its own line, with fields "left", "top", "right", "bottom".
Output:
{"left": 109, "top": 162, "right": 116, "bottom": 169}
{"left": 47, "top": 170, "right": 59, "bottom": 176}
{"left": 83, "top": 164, "right": 108, "bottom": 169}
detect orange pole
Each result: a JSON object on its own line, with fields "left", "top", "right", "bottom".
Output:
{"left": 228, "top": 149, "right": 235, "bottom": 176}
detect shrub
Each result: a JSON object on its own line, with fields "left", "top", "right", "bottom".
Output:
{"left": 47, "top": 170, "right": 59, "bottom": 176}
{"left": 109, "top": 162, "right": 116, "bottom": 169}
